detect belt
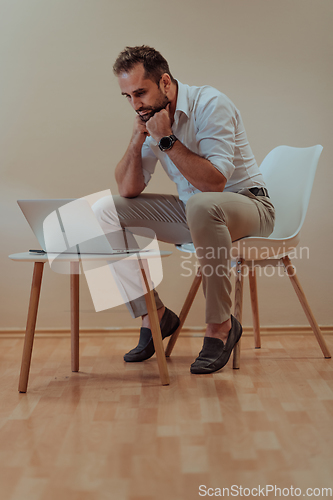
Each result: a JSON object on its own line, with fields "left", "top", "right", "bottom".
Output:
{"left": 248, "top": 187, "right": 270, "bottom": 198}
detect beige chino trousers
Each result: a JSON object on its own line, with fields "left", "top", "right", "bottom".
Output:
{"left": 93, "top": 190, "right": 275, "bottom": 324}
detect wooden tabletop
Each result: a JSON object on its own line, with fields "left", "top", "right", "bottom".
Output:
{"left": 9, "top": 250, "right": 172, "bottom": 263}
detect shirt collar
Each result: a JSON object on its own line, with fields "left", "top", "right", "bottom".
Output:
{"left": 173, "top": 80, "right": 190, "bottom": 126}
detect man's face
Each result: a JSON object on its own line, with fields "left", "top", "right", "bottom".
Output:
{"left": 118, "top": 63, "right": 170, "bottom": 122}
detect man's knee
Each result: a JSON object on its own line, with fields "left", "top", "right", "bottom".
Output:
{"left": 186, "top": 192, "right": 226, "bottom": 230}
{"left": 92, "top": 194, "right": 122, "bottom": 225}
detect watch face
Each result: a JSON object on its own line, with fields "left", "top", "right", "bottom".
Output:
{"left": 160, "top": 136, "right": 172, "bottom": 149}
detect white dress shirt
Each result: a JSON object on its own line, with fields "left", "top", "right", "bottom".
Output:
{"left": 141, "top": 80, "right": 266, "bottom": 205}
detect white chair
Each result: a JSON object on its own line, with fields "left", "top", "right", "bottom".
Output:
{"left": 165, "top": 145, "right": 331, "bottom": 364}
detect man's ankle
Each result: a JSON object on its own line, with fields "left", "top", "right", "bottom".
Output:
{"left": 205, "top": 317, "right": 231, "bottom": 342}
{"left": 142, "top": 306, "right": 165, "bottom": 328}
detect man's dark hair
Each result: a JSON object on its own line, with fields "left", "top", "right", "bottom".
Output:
{"left": 113, "top": 45, "right": 176, "bottom": 85}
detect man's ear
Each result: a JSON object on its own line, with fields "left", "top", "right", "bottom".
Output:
{"left": 160, "top": 73, "right": 171, "bottom": 92}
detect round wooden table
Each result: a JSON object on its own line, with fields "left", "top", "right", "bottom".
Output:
{"left": 9, "top": 250, "right": 172, "bottom": 392}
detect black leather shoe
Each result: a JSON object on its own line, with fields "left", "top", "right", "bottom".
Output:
{"left": 190, "top": 315, "right": 243, "bottom": 374}
{"left": 124, "top": 308, "right": 180, "bottom": 362}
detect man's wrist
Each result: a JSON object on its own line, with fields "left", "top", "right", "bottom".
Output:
{"left": 150, "top": 127, "right": 173, "bottom": 143}
{"left": 158, "top": 134, "right": 178, "bottom": 152}
{"left": 131, "top": 133, "right": 147, "bottom": 149}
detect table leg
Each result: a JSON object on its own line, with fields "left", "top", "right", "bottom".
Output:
{"left": 70, "top": 262, "right": 80, "bottom": 372}
{"left": 18, "top": 262, "right": 44, "bottom": 393}
{"left": 139, "top": 260, "right": 170, "bottom": 385}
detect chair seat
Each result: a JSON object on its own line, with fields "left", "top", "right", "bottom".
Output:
{"left": 231, "top": 233, "right": 301, "bottom": 261}
{"left": 177, "top": 233, "right": 301, "bottom": 261}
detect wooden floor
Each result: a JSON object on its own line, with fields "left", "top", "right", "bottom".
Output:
{"left": 0, "top": 333, "right": 333, "bottom": 500}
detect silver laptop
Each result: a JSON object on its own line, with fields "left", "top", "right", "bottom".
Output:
{"left": 17, "top": 199, "right": 141, "bottom": 255}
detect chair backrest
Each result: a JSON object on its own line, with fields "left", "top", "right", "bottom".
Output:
{"left": 260, "top": 145, "right": 323, "bottom": 239}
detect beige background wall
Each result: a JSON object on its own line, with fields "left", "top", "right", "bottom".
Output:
{"left": 1, "top": 0, "right": 332, "bottom": 330}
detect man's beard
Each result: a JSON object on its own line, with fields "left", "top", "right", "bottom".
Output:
{"left": 136, "top": 94, "right": 170, "bottom": 123}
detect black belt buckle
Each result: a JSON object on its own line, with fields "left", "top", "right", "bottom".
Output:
{"left": 249, "top": 187, "right": 269, "bottom": 198}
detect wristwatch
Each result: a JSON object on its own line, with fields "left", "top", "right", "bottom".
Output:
{"left": 158, "top": 134, "right": 178, "bottom": 152}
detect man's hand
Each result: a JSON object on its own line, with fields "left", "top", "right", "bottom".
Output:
{"left": 131, "top": 116, "right": 150, "bottom": 147}
{"left": 146, "top": 104, "right": 173, "bottom": 142}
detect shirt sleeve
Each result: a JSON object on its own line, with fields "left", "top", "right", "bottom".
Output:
{"left": 141, "top": 139, "right": 158, "bottom": 185}
{"left": 194, "top": 90, "right": 237, "bottom": 181}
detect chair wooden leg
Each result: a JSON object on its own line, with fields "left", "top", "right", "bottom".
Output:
{"left": 70, "top": 262, "right": 80, "bottom": 372}
{"left": 249, "top": 266, "right": 261, "bottom": 348}
{"left": 233, "top": 258, "right": 244, "bottom": 369}
{"left": 18, "top": 262, "right": 44, "bottom": 393}
{"left": 165, "top": 267, "right": 202, "bottom": 357}
{"left": 282, "top": 256, "right": 331, "bottom": 358}
{"left": 139, "top": 260, "right": 170, "bottom": 385}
